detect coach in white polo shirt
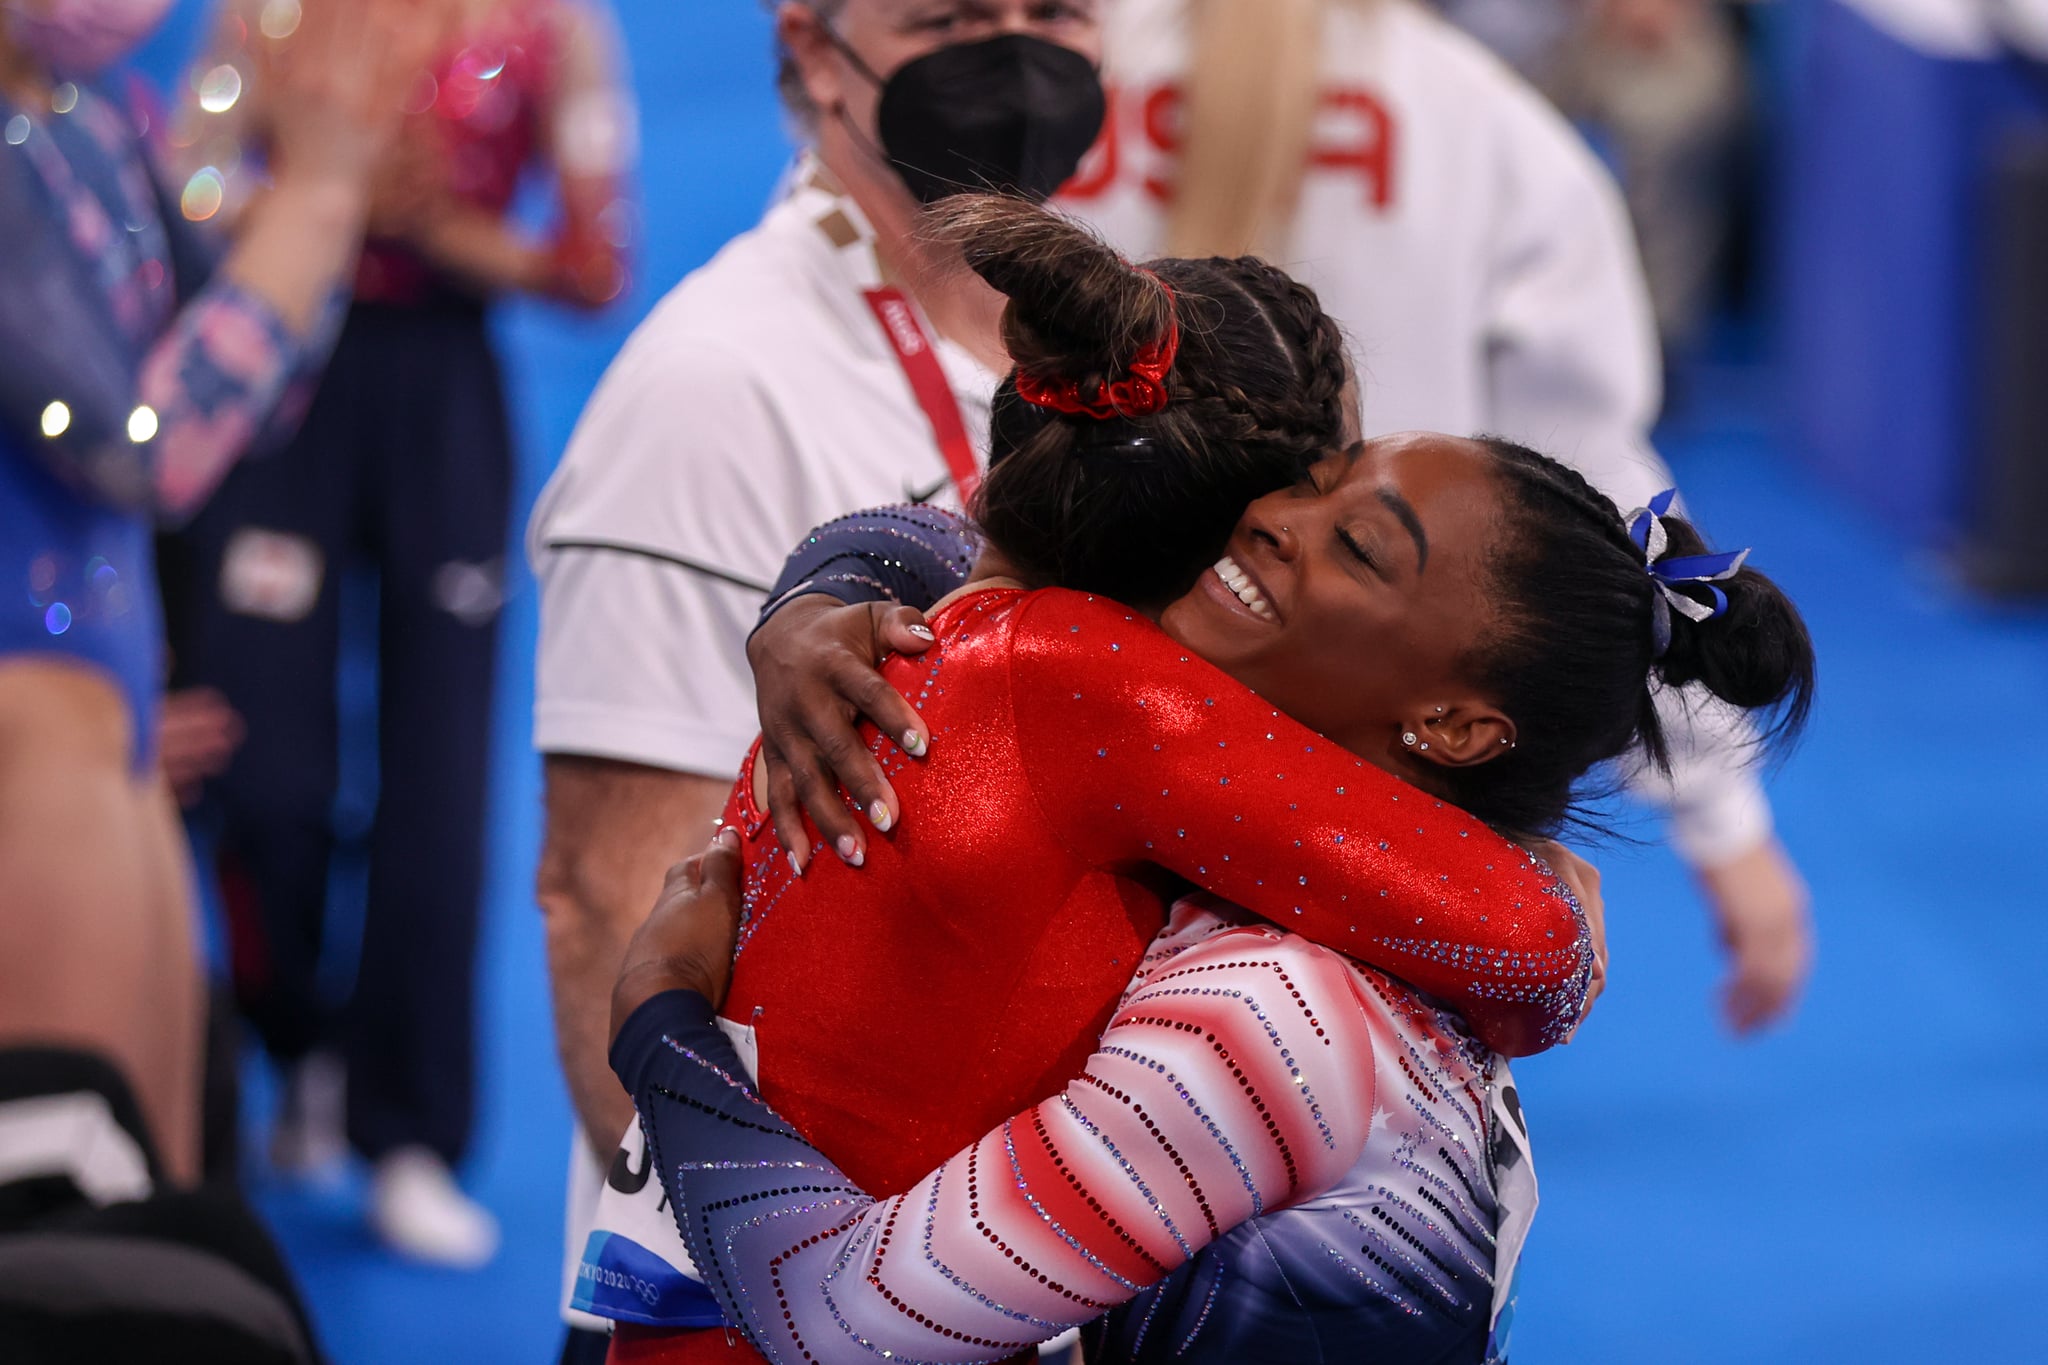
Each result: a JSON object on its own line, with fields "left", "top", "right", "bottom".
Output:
{"left": 528, "top": 1, "right": 1107, "bottom": 1348}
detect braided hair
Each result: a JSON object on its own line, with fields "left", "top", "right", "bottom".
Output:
{"left": 1453, "top": 437, "right": 1817, "bottom": 837}
{"left": 929, "top": 195, "right": 1352, "bottom": 607}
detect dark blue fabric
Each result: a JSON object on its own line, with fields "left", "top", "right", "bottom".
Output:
{"left": 609, "top": 990, "right": 743, "bottom": 1103}
{"left": 169, "top": 302, "right": 511, "bottom": 1163}
{"left": 0, "top": 87, "right": 160, "bottom": 506}
{"left": 608, "top": 990, "right": 865, "bottom": 1348}
{"left": 0, "top": 430, "right": 163, "bottom": 759}
{"left": 0, "top": 86, "right": 169, "bottom": 763}
{"left": 1088, "top": 1212, "right": 1491, "bottom": 1365}
{"left": 753, "top": 504, "right": 978, "bottom": 634}
{"left": 1780, "top": 0, "right": 2048, "bottom": 539}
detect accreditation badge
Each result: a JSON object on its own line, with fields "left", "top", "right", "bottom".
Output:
{"left": 1484, "top": 1063, "right": 1538, "bottom": 1364}
{"left": 572, "top": 1016, "right": 760, "bottom": 1329}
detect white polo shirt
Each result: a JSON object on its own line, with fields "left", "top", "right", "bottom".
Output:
{"left": 1066, "top": 0, "right": 1767, "bottom": 866}
{"left": 529, "top": 164, "right": 997, "bottom": 781}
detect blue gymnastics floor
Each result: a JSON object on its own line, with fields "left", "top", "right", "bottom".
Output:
{"left": 133, "top": 4, "right": 2048, "bottom": 1361}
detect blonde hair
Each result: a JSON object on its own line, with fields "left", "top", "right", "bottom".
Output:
{"left": 1167, "top": 0, "right": 1378, "bottom": 259}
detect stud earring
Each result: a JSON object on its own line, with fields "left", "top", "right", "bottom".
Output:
{"left": 1401, "top": 732, "right": 1417, "bottom": 747}
{"left": 1418, "top": 742, "right": 1431, "bottom": 752}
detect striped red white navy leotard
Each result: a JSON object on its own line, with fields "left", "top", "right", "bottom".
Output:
{"left": 612, "top": 896, "right": 1529, "bottom": 1364}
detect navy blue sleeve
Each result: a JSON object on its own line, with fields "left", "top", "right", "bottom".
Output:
{"left": 609, "top": 990, "right": 873, "bottom": 1349}
{"left": 753, "top": 504, "right": 979, "bottom": 635}
{"left": 608, "top": 989, "right": 750, "bottom": 1101}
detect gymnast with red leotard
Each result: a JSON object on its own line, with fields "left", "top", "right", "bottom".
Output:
{"left": 584, "top": 196, "right": 1814, "bottom": 1364}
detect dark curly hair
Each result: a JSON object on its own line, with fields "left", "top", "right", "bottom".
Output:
{"left": 1449, "top": 437, "right": 1818, "bottom": 837}
{"left": 928, "top": 195, "right": 1352, "bottom": 606}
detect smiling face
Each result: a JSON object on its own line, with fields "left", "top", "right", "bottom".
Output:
{"left": 1159, "top": 433, "right": 1520, "bottom": 776}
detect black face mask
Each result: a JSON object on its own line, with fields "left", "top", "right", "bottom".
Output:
{"left": 830, "top": 31, "right": 1106, "bottom": 205}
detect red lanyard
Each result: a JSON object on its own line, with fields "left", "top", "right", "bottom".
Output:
{"left": 863, "top": 287, "right": 981, "bottom": 504}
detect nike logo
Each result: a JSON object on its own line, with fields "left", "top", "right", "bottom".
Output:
{"left": 903, "top": 474, "right": 951, "bottom": 504}
{"left": 608, "top": 1141, "right": 653, "bottom": 1196}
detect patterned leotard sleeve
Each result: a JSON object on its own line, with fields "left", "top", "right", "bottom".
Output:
{"left": 615, "top": 920, "right": 1380, "bottom": 1365}
{"left": 1006, "top": 589, "right": 1590, "bottom": 1058}
{"left": 0, "top": 90, "right": 334, "bottom": 522}
{"left": 753, "top": 504, "right": 979, "bottom": 631}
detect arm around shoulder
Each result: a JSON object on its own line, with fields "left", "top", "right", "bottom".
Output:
{"left": 1006, "top": 592, "right": 1591, "bottom": 1057}
{"left": 634, "top": 920, "right": 1378, "bottom": 1362}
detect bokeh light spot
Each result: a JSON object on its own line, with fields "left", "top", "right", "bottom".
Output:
{"left": 198, "top": 65, "right": 244, "bottom": 115}
{"left": 40, "top": 401, "right": 70, "bottom": 438}
{"left": 402, "top": 72, "right": 440, "bottom": 116}
{"left": 182, "top": 167, "right": 225, "bottom": 221}
{"left": 44, "top": 603, "right": 72, "bottom": 636}
{"left": 127, "top": 406, "right": 159, "bottom": 443}
{"left": 259, "top": 0, "right": 302, "bottom": 40}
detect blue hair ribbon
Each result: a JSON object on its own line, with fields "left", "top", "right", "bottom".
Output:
{"left": 1625, "top": 489, "right": 1750, "bottom": 657}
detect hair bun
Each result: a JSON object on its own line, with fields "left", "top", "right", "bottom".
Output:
{"left": 1649, "top": 515, "right": 1815, "bottom": 731}
{"left": 938, "top": 194, "right": 1352, "bottom": 608}
{"left": 927, "top": 195, "right": 1174, "bottom": 390}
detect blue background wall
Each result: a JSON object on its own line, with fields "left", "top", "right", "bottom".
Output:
{"left": 1778, "top": 2, "right": 2047, "bottom": 540}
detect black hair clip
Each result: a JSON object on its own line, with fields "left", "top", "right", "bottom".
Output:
{"left": 1073, "top": 429, "right": 1166, "bottom": 463}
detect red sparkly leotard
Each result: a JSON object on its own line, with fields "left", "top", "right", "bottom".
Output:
{"left": 714, "top": 584, "right": 1585, "bottom": 1208}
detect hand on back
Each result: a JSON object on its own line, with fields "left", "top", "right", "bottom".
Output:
{"left": 746, "top": 596, "right": 937, "bottom": 873}
{"left": 260, "top": 0, "right": 447, "bottom": 193}
{"left": 610, "top": 829, "right": 744, "bottom": 1043}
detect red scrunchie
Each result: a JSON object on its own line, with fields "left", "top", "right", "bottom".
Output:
{"left": 1014, "top": 292, "right": 1181, "bottom": 421}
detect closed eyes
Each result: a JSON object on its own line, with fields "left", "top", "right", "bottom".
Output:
{"left": 1337, "top": 526, "right": 1386, "bottom": 578}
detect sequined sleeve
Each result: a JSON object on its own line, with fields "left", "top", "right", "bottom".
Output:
{"left": 137, "top": 276, "right": 334, "bottom": 522}
{"left": 754, "top": 505, "right": 980, "bottom": 633}
{"left": 1006, "top": 589, "right": 1591, "bottom": 1058}
{"left": 616, "top": 924, "right": 1377, "bottom": 1365}
{"left": 0, "top": 143, "right": 324, "bottom": 523}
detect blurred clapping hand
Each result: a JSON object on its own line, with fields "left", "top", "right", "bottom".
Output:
{"left": 158, "top": 687, "right": 244, "bottom": 807}
{"left": 253, "top": 0, "right": 449, "bottom": 191}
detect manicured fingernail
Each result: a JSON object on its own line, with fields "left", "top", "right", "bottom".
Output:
{"left": 902, "top": 730, "right": 927, "bottom": 758}
{"left": 868, "top": 799, "right": 893, "bottom": 832}
{"left": 787, "top": 849, "right": 804, "bottom": 879}
{"left": 906, "top": 624, "right": 935, "bottom": 641}
{"left": 837, "top": 835, "right": 863, "bottom": 867}
{"left": 716, "top": 826, "right": 740, "bottom": 849}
